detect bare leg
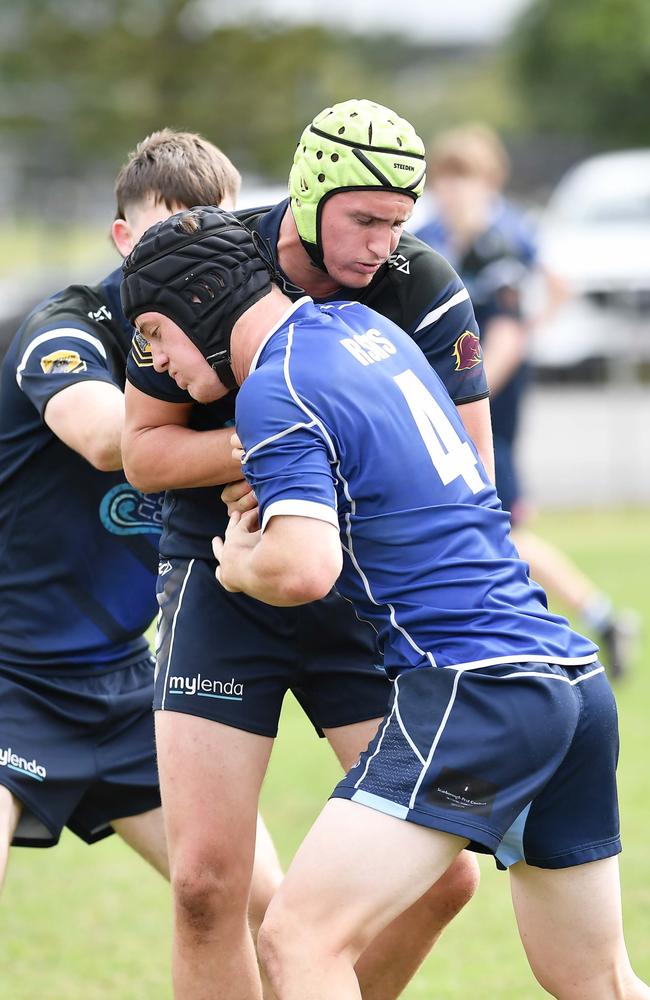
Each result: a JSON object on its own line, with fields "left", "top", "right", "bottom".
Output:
{"left": 258, "top": 798, "right": 467, "bottom": 1000}
{"left": 113, "top": 806, "right": 169, "bottom": 878}
{"left": 0, "top": 785, "right": 22, "bottom": 894}
{"left": 510, "top": 857, "right": 650, "bottom": 999}
{"left": 325, "top": 718, "right": 479, "bottom": 1000}
{"left": 156, "top": 711, "right": 274, "bottom": 1000}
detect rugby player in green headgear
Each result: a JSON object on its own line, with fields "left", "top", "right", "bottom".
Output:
{"left": 122, "top": 99, "right": 491, "bottom": 1000}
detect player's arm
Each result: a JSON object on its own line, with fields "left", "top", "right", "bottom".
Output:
{"left": 213, "top": 509, "right": 342, "bottom": 607}
{"left": 122, "top": 381, "right": 241, "bottom": 492}
{"left": 455, "top": 397, "right": 494, "bottom": 482}
{"left": 44, "top": 380, "right": 124, "bottom": 471}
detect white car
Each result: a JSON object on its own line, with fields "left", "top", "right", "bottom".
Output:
{"left": 531, "top": 149, "right": 650, "bottom": 373}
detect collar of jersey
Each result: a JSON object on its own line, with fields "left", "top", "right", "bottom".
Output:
{"left": 248, "top": 295, "right": 313, "bottom": 375}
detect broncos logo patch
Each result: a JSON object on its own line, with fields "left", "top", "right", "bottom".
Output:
{"left": 452, "top": 331, "right": 482, "bottom": 372}
{"left": 131, "top": 331, "right": 153, "bottom": 368}
{"left": 40, "top": 349, "right": 87, "bottom": 375}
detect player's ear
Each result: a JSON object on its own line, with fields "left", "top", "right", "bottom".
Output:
{"left": 111, "top": 218, "right": 135, "bottom": 258}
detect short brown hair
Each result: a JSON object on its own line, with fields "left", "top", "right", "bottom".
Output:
{"left": 428, "top": 124, "right": 510, "bottom": 190}
{"left": 114, "top": 128, "right": 241, "bottom": 219}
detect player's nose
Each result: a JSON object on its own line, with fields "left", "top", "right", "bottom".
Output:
{"left": 367, "top": 225, "right": 393, "bottom": 262}
{"left": 150, "top": 345, "right": 169, "bottom": 373}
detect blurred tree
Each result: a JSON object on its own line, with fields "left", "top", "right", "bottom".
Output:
{"left": 509, "top": 0, "right": 650, "bottom": 146}
{"left": 0, "top": 0, "right": 436, "bottom": 180}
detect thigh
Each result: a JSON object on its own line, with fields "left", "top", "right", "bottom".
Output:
{"left": 510, "top": 857, "right": 632, "bottom": 997}
{"left": 324, "top": 717, "right": 383, "bottom": 772}
{"left": 155, "top": 710, "right": 274, "bottom": 871}
{"left": 267, "top": 798, "right": 466, "bottom": 954}
{"left": 155, "top": 558, "right": 297, "bottom": 737}
{"left": 294, "top": 590, "right": 392, "bottom": 734}
{"left": 113, "top": 806, "right": 169, "bottom": 879}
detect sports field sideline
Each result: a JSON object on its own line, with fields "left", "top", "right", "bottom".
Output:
{"left": 3, "top": 507, "right": 649, "bottom": 1000}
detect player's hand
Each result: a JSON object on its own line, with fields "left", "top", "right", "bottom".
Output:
{"left": 231, "top": 431, "right": 245, "bottom": 464}
{"left": 213, "top": 509, "right": 261, "bottom": 592}
{"left": 221, "top": 477, "right": 258, "bottom": 515}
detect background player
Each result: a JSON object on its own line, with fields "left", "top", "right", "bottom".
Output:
{"left": 122, "top": 205, "right": 648, "bottom": 1000}
{"left": 0, "top": 132, "right": 280, "bottom": 971}
{"left": 415, "top": 123, "right": 638, "bottom": 679}
{"left": 122, "top": 100, "right": 484, "bottom": 1000}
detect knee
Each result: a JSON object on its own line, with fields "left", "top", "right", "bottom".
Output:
{"left": 419, "top": 851, "right": 480, "bottom": 923}
{"left": 172, "top": 853, "right": 250, "bottom": 936}
{"left": 257, "top": 901, "right": 293, "bottom": 986}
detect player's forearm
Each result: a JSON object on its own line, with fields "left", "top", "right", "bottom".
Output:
{"left": 456, "top": 397, "right": 495, "bottom": 484}
{"left": 122, "top": 424, "right": 241, "bottom": 492}
{"left": 220, "top": 532, "right": 339, "bottom": 608}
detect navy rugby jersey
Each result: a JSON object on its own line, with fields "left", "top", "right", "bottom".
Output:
{"left": 236, "top": 297, "right": 597, "bottom": 675}
{"left": 0, "top": 269, "right": 162, "bottom": 670}
{"left": 125, "top": 199, "right": 488, "bottom": 561}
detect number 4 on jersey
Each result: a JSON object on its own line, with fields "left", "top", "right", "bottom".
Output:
{"left": 394, "top": 369, "right": 484, "bottom": 495}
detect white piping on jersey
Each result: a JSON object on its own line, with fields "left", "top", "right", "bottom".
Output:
{"left": 249, "top": 296, "right": 312, "bottom": 374}
{"left": 278, "top": 322, "right": 436, "bottom": 666}
{"left": 160, "top": 559, "right": 195, "bottom": 711}
{"left": 15, "top": 328, "right": 108, "bottom": 388}
{"left": 406, "top": 659, "right": 604, "bottom": 811}
{"left": 413, "top": 288, "right": 470, "bottom": 334}
{"left": 261, "top": 498, "right": 338, "bottom": 533}
{"left": 354, "top": 698, "right": 397, "bottom": 789}
{"left": 242, "top": 419, "right": 318, "bottom": 464}
{"left": 441, "top": 651, "right": 598, "bottom": 672}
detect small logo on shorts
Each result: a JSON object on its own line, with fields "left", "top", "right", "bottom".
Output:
{"left": 167, "top": 674, "right": 244, "bottom": 701}
{"left": 427, "top": 767, "right": 498, "bottom": 816}
{"left": 0, "top": 746, "right": 47, "bottom": 781}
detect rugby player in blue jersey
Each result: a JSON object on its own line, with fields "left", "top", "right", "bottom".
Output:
{"left": 122, "top": 205, "right": 648, "bottom": 1000}
{"left": 122, "top": 100, "right": 486, "bottom": 1000}
{"left": 0, "top": 133, "right": 281, "bottom": 965}
{"left": 416, "top": 123, "right": 638, "bottom": 680}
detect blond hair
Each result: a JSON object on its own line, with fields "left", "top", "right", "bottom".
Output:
{"left": 428, "top": 124, "right": 510, "bottom": 190}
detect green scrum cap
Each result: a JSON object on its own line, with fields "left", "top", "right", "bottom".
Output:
{"left": 289, "top": 98, "right": 426, "bottom": 270}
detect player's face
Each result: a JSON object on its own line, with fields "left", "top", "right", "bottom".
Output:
{"left": 320, "top": 190, "right": 413, "bottom": 289}
{"left": 134, "top": 312, "right": 228, "bottom": 403}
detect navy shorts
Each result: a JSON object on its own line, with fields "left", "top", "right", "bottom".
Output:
{"left": 0, "top": 656, "right": 160, "bottom": 847}
{"left": 154, "top": 557, "right": 391, "bottom": 738}
{"left": 333, "top": 660, "right": 621, "bottom": 870}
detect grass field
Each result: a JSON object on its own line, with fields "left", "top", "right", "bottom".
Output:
{"left": 3, "top": 508, "right": 649, "bottom": 1000}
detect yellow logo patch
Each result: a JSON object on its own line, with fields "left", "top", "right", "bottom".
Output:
{"left": 40, "top": 349, "right": 87, "bottom": 375}
{"left": 131, "top": 331, "right": 153, "bottom": 368}
{"left": 452, "top": 331, "right": 482, "bottom": 372}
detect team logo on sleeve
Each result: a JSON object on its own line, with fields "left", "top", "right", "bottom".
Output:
{"left": 100, "top": 484, "right": 164, "bottom": 535}
{"left": 452, "top": 331, "right": 482, "bottom": 371}
{"left": 131, "top": 331, "right": 153, "bottom": 368}
{"left": 39, "top": 349, "right": 87, "bottom": 375}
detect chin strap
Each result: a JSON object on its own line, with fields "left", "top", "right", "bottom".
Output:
{"left": 208, "top": 351, "right": 238, "bottom": 390}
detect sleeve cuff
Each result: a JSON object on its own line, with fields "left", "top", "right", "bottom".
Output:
{"left": 261, "top": 499, "right": 339, "bottom": 533}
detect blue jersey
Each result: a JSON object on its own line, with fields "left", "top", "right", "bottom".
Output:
{"left": 126, "top": 199, "right": 488, "bottom": 561}
{"left": 0, "top": 269, "right": 162, "bottom": 671}
{"left": 236, "top": 298, "right": 598, "bottom": 676}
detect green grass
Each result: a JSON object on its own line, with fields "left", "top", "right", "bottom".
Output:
{"left": 3, "top": 508, "right": 649, "bottom": 999}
